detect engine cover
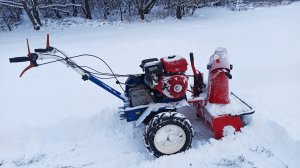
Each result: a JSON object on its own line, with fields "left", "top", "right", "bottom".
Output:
{"left": 160, "top": 55, "right": 188, "bottom": 73}
{"left": 155, "top": 75, "right": 188, "bottom": 99}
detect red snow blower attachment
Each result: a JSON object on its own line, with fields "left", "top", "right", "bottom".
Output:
{"left": 189, "top": 48, "right": 254, "bottom": 140}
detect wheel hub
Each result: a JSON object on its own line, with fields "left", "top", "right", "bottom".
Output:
{"left": 154, "top": 124, "right": 186, "bottom": 154}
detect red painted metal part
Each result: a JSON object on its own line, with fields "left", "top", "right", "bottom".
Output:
{"left": 208, "top": 69, "right": 230, "bottom": 104}
{"left": 46, "top": 34, "right": 50, "bottom": 49}
{"left": 155, "top": 75, "right": 188, "bottom": 99}
{"left": 160, "top": 56, "right": 188, "bottom": 73}
{"left": 153, "top": 56, "right": 189, "bottom": 99}
{"left": 207, "top": 48, "right": 231, "bottom": 104}
{"left": 188, "top": 48, "right": 248, "bottom": 140}
{"left": 188, "top": 99, "right": 244, "bottom": 139}
{"left": 20, "top": 39, "right": 34, "bottom": 77}
{"left": 20, "top": 64, "right": 35, "bottom": 77}
{"left": 167, "top": 75, "right": 188, "bottom": 98}
{"left": 211, "top": 115, "right": 243, "bottom": 139}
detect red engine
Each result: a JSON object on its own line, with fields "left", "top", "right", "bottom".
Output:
{"left": 141, "top": 56, "right": 188, "bottom": 99}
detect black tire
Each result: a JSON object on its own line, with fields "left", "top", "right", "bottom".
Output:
{"left": 143, "top": 112, "right": 194, "bottom": 157}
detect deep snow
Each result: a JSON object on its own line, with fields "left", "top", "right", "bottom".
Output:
{"left": 0, "top": 3, "right": 300, "bottom": 168}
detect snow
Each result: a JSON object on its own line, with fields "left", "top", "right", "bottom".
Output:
{"left": 1, "top": 3, "right": 300, "bottom": 168}
{"left": 208, "top": 47, "right": 231, "bottom": 71}
{"left": 135, "top": 100, "right": 190, "bottom": 126}
{"left": 143, "top": 60, "right": 161, "bottom": 68}
{"left": 222, "top": 126, "right": 236, "bottom": 136}
{"left": 205, "top": 93, "right": 254, "bottom": 116}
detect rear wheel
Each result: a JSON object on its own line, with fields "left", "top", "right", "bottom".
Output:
{"left": 143, "top": 112, "right": 193, "bottom": 157}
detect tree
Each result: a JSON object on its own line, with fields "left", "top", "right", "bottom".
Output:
{"left": 22, "top": 1, "right": 41, "bottom": 30}
{"left": 165, "top": 0, "right": 203, "bottom": 19}
{"left": 0, "top": 0, "right": 288, "bottom": 31}
{"left": 102, "top": 0, "right": 110, "bottom": 20}
{"left": 0, "top": 2, "right": 22, "bottom": 31}
{"left": 84, "top": 0, "right": 92, "bottom": 19}
{"left": 133, "top": 0, "right": 157, "bottom": 20}
{"left": 115, "top": 0, "right": 124, "bottom": 21}
{"left": 31, "top": 0, "right": 42, "bottom": 25}
{"left": 46, "top": 0, "right": 62, "bottom": 18}
{"left": 71, "top": 0, "right": 78, "bottom": 17}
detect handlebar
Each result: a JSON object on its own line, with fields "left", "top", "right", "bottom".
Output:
{"left": 9, "top": 57, "right": 30, "bottom": 63}
{"left": 10, "top": 34, "right": 54, "bottom": 77}
{"left": 9, "top": 53, "right": 39, "bottom": 77}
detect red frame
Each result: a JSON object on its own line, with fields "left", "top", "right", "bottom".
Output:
{"left": 188, "top": 99, "right": 244, "bottom": 139}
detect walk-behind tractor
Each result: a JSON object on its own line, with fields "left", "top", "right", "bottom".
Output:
{"left": 9, "top": 35, "right": 254, "bottom": 157}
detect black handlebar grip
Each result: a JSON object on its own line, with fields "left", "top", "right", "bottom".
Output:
{"left": 190, "top": 52, "right": 194, "bottom": 64}
{"left": 35, "top": 47, "right": 53, "bottom": 53}
{"left": 9, "top": 57, "right": 30, "bottom": 63}
{"left": 34, "top": 48, "right": 48, "bottom": 53}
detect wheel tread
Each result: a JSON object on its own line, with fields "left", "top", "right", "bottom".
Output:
{"left": 143, "top": 112, "right": 193, "bottom": 157}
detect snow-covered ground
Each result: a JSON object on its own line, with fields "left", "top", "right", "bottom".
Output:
{"left": 1, "top": 3, "right": 300, "bottom": 168}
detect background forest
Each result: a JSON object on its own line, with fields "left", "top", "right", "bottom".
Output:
{"left": 0, "top": 0, "right": 297, "bottom": 31}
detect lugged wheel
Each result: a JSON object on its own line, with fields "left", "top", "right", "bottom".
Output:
{"left": 143, "top": 112, "right": 193, "bottom": 157}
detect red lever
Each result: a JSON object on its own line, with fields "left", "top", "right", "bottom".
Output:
{"left": 46, "top": 33, "right": 50, "bottom": 49}
{"left": 190, "top": 52, "right": 198, "bottom": 75}
{"left": 19, "top": 39, "right": 37, "bottom": 77}
{"left": 27, "top": 39, "right": 31, "bottom": 55}
{"left": 20, "top": 64, "right": 35, "bottom": 77}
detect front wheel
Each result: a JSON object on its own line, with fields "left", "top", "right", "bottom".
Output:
{"left": 143, "top": 112, "right": 193, "bottom": 157}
